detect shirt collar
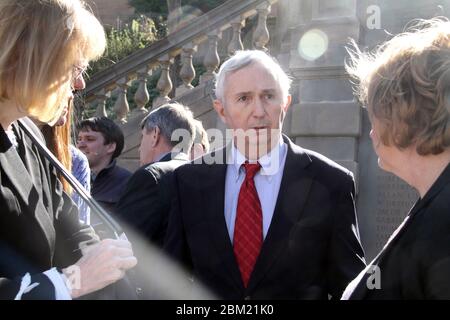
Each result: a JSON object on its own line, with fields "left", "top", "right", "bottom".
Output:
{"left": 155, "top": 152, "right": 170, "bottom": 163}
{"left": 230, "top": 136, "right": 286, "bottom": 183}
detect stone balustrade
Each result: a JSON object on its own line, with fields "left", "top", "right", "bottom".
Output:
{"left": 82, "top": 0, "right": 278, "bottom": 122}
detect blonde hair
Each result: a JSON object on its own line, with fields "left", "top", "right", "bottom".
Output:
{"left": 0, "top": 0, "right": 106, "bottom": 123}
{"left": 346, "top": 17, "right": 450, "bottom": 155}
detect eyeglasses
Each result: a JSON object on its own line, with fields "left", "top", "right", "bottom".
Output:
{"left": 71, "top": 64, "right": 88, "bottom": 90}
{"left": 72, "top": 64, "right": 87, "bottom": 80}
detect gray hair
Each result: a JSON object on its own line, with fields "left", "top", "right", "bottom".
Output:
{"left": 141, "top": 103, "right": 195, "bottom": 152}
{"left": 214, "top": 50, "right": 292, "bottom": 103}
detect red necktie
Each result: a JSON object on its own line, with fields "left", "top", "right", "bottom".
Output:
{"left": 233, "top": 161, "right": 262, "bottom": 287}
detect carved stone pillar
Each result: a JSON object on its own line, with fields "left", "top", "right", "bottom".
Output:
{"left": 252, "top": 1, "right": 272, "bottom": 51}
{"left": 153, "top": 54, "right": 174, "bottom": 108}
{"left": 133, "top": 67, "right": 150, "bottom": 116}
{"left": 176, "top": 43, "right": 197, "bottom": 96}
{"left": 113, "top": 78, "right": 130, "bottom": 124}
{"left": 94, "top": 89, "right": 109, "bottom": 118}
{"left": 200, "top": 31, "right": 221, "bottom": 83}
{"left": 228, "top": 17, "right": 245, "bottom": 56}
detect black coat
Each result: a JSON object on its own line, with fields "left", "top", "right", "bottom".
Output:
{"left": 0, "top": 118, "right": 97, "bottom": 299}
{"left": 115, "top": 152, "right": 190, "bottom": 299}
{"left": 345, "top": 162, "right": 450, "bottom": 300}
{"left": 164, "top": 136, "right": 366, "bottom": 299}
{"left": 116, "top": 152, "right": 189, "bottom": 248}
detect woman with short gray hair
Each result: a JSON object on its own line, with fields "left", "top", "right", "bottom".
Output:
{"left": 342, "top": 17, "right": 450, "bottom": 299}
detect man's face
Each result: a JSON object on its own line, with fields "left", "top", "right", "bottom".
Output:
{"left": 77, "top": 128, "right": 115, "bottom": 167}
{"left": 213, "top": 62, "right": 291, "bottom": 158}
{"left": 139, "top": 128, "right": 156, "bottom": 166}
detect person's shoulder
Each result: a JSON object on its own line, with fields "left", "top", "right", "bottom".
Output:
{"left": 150, "top": 153, "right": 190, "bottom": 173}
{"left": 113, "top": 163, "right": 132, "bottom": 178}
{"left": 305, "top": 148, "right": 352, "bottom": 176}
{"left": 176, "top": 147, "right": 225, "bottom": 174}
{"left": 18, "top": 117, "right": 45, "bottom": 142}
{"left": 419, "top": 181, "right": 450, "bottom": 227}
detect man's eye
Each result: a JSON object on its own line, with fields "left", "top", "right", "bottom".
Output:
{"left": 238, "top": 96, "right": 248, "bottom": 102}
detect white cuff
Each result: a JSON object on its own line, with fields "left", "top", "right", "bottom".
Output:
{"left": 14, "top": 273, "right": 40, "bottom": 300}
{"left": 43, "top": 268, "right": 72, "bottom": 300}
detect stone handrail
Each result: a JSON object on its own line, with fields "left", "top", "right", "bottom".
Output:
{"left": 83, "top": 0, "right": 278, "bottom": 123}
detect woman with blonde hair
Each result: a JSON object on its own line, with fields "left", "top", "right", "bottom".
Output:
{"left": 0, "top": 0, "right": 136, "bottom": 299}
{"left": 342, "top": 17, "right": 450, "bottom": 299}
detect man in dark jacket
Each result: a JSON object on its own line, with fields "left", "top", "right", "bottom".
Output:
{"left": 76, "top": 117, "right": 131, "bottom": 217}
{"left": 116, "top": 103, "right": 196, "bottom": 248}
{"left": 115, "top": 103, "right": 196, "bottom": 299}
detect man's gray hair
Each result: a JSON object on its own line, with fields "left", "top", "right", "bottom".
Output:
{"left": 214, "top": 50, "right": 292, "bottom": 103}
{"left": 141, "top": 103, "right": 195, "bottom": 152}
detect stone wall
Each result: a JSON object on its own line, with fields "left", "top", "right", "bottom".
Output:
{"left": 278, "top": 0, "right": 449, "bottom": 260}
{"left": 85, "top": 0, "right": 135, "bottom": 27}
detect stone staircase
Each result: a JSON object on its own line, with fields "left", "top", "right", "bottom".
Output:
{"left": 83, "top": 0, "right": 278, "bottom": 172}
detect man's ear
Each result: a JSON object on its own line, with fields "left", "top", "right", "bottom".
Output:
{"left": 106, "top": 142, "right": 117, "bottom": 155}
{"left": 283, "top": 94, "right": 292, "bottom": 112}
{"left": 213, "top": 99, "right": 227, "bottom": 124}
{"left": 280, "top": 95, "right": 292, "bottom": 123}
{"left": 153, "top": 126, "right": 161, "bottom": 147}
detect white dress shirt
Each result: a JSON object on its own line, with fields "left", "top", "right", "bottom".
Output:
{"left": 224, "top": 137, "right": 288, "bottom": 243}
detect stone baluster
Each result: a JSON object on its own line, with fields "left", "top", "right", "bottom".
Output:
{"left": 94, "top": 89, "right": 109, "bottom": 118}
{"left": 252, "top": 1, "right": 272, "bottom": 51}
{"left": 200, "top": 31, "right": 221, "bottom": 83}
{"left": 228, "top": 17, "right": 245, "bottom": 56}
{"left": 113, "top": 78, "right": 130, "bottom": 124}
{"left": 176, "top": 43, "right": 197, "bottom": 96}
{"left": 133, "top": 67, "right": 151, "bottom": 116}
{"left": 153, "top": 54, "right": 174, "bottom": 108}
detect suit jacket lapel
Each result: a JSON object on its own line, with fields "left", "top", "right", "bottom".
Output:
{"left": 201, "top": 146, "right": 243, "bottom": 290}
{"left": 0, "top": 122, "right": 55, "bottom": 256}
{"left": 247, "top": 136, "right": 313, "bottom": 291}
{"left": 0, "top": 124, "right": 36, "bottom": 208}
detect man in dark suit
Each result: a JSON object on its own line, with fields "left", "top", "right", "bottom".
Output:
{"left": 115, "top": 103, "right": 196, "bottom": 299}
{"left": 116, "top": 103, "right": 196, "bottom": 248}
{"left": 164, "top": 50, "right": 366, "bottom": 300}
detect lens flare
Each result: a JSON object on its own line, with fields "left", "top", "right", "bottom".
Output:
{"left": 298, "top": 29, "right": 329, "bottom": 61}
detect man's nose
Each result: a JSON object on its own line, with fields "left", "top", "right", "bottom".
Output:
{"left": 252, "top": 97, "right": 266, "bottom": 117}
{"left": 77, "top": 140, "right": 86, "bottom": 148}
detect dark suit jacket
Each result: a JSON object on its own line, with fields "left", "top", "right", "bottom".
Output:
{"left": 116, "top": 152, "right": 189, "bottom": 248}
{"left": 165, "top": 136, "right": 366, "bottom": 299}
{"left": 346, "top": 163, "right": 450, "bottom": 300}
{"left": 115, "top": 152, "right": 190, "bottom": 299}
{"left": 0, "top": 118, "right": 97, "bottom": 299}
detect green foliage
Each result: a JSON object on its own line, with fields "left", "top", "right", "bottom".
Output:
{"left": 129, "top": 0, "right": 227, "bottom": 16}
{"left": 88, "top": 15, "right": 166, "bottom": 76}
